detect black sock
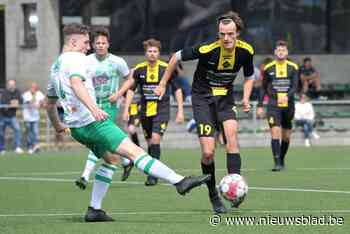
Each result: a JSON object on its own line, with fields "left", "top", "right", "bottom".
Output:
{"left": 280, "top": 140, "right": 290, "bottom": 166}
{"left": 271, "top": 139, "right": 281, "bottom": 164}
{"left": 130, "top": 133, "right": 140, "bottom": 146}
{"left": 201, "top": 161, "right": 217, "bottom": 197}
{"left": 148, "top": 144, "right": 160, "bottom": 160}
{"left": 227, "top": 153, "right": 241, "bottom": 174}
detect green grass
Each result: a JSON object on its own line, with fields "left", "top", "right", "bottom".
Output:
{"left": 0, "top": 146, "right": 349, "bottom": 233}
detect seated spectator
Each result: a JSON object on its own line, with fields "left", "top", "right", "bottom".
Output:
{"left": 0, "top": 79, "right": 23, "bottom": 154}
{"left": 299, "top": 57, "right": 321, "bottom": 99}
{"left": 22, "top": 82, "right": 45, "bottom": 154}
{"left": 294, "top": 94, "right": 320, "bottom": 147}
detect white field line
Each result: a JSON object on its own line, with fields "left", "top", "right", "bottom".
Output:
{"left": 1, "top": 210, "right": 350, "bottom": 218}
{"left": 0, "top": 176, "right": 350, "bottom": 195}
{"left": 5, "top": 167, "right": 350, "bottom": 176}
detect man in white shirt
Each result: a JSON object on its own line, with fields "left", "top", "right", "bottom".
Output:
{"left": 294, "top": 94, "right": 320, "bottom": 147}
{"left": 76, "top": 26, "right": 133, "bottom": 190}
{"left": 22, "top": 82, "right": 45, "bottom": 154}
{"left": 46, "top": 23, "right": 210, "bottom": 222}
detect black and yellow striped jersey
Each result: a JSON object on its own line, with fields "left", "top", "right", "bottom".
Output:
{"left": 133, "top": 59, "right": 180, "bottom": 117}
{"left": 180, "top": 39, "right": 254, "bottom": 97}
{"left": 258, "top": 59, "right": 299, "bottom": 108}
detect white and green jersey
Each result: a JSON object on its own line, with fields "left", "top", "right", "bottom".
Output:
{"left": 48, "top": 52, "right": 96, "bottom": 128}
{"left": 86, "top": 53, "right": 129, "bottom": 106}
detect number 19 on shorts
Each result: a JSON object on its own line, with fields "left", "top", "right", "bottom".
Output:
{"left": 199, "top": 124, "right": 212, "bottom": 136}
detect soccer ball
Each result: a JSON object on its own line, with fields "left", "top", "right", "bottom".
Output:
{"left": 219, "top": 174, "right": 248, "bottom": 206}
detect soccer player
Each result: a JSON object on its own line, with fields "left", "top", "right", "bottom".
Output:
{"left": 154, "top": 11, "right": 255, "bottom": 213}
{"left": 116, "top": 38, "right": 185, "bottom": 186}
{"left": 47, "top": 23, "right": 210, "bottom": 222}
{"left": 75, "top": 26, "right": 133, "bottom": 190}
{"left": 257, "top": 40, "right": 299, "bottom": 172}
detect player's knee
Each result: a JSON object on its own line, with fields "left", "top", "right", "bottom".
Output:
{"left": 202, "top": 151, "right": 215, "bottom": 163}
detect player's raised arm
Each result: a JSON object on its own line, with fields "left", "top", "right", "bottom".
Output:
{"left": 155, "top": 54, "right": 178, "bottom": 98}
{"left": 70, "top": 76, "right": 108, "bottom": 121}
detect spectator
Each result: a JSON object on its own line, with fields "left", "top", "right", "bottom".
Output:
{"left": 299, "top": 57, "right": 321, "bottom": 99}
{"left": 294, "top": 94, "right": 320, "bottom": 147}
{"left": 22, "top": 82, "right": 45, "bottom": 154}
{"left": 250, "top": 65, "right": 263, "bottom": 101}
{"left": 253, "top": 57, "right": 273, "bottom": 104}
{"left": 0, "top": 79, "right": 23, "bottom": 154}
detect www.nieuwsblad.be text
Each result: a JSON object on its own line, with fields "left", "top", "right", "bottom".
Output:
{"left": 209, "top": 214, "right": 345, "bottom": 226}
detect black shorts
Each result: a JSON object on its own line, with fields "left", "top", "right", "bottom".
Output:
{"left": 140, "top": 115, "right": 168, "bottom": 139}
{"left": 266, "top": 106, "right": 295, "bottom": 129}
{"left": 192, "top": 94, "right": 237, "bottom": 137}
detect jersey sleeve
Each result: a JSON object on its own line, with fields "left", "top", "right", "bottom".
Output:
{"left": 180, "top": 44, "right": 203, "bottom": 61}
{"left": 67, "top": 53, "right": 87, "bottom": 80}
{"left": 243, "top": 52, "right": 255, "bottom": 79}
{"left": 117, "top": 58, "right": 130, "bottom": 78}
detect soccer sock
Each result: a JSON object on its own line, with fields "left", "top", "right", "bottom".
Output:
{"left": 280, "top": 140, "right": 290, "bottom": 166}
{"left": 271, "top": 139, "right": 281, "bottom": 164}
{"left": 201, "top": 161, "right": 217, "bottom": 197}
{"left": 130, "top": 133, "right": 140, "bottom": 146}
{"left": 82, "top": 151, "right": 99, "bottom": 181}
{"left": 90, "top": 163, "right": 116, "bottom": 210}
{"left": 226, "top": 153, "right": 241, "bottom": 174}
{"left": 133, "top": 153, "right": 184, "bottom": 184}
{"left": 149, "top": 144, "right": 160, "bottom": 160}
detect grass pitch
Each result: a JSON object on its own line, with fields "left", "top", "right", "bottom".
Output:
{"left": 0, "top": 146, "right": 349, "bottom": 233}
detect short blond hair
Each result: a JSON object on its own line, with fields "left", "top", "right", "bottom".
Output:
{"left": 63, "top": 23, "right": 89, "bottom": 42}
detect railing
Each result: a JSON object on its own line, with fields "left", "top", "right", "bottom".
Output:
{"left": 171, "top": 100, "right": 350, "bottom": 136}
{"left": 1, "top": 99, "right": 349, "bottom": 148}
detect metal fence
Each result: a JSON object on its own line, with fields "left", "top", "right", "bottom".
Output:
{"left": 1, "top": 100, "right": 349, "bottom": 149}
